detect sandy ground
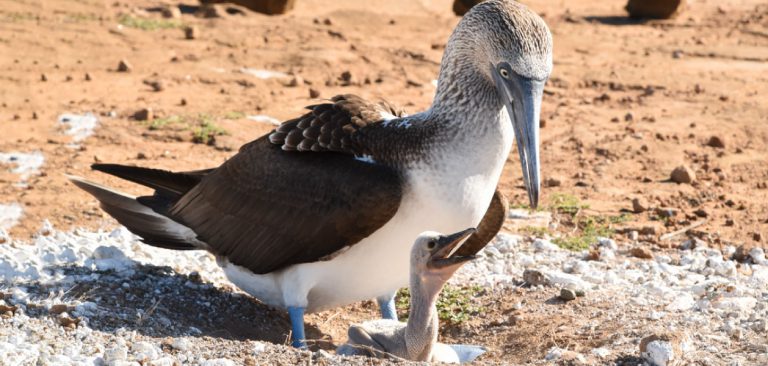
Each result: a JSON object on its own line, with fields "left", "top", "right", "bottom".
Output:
{"left": 1, "top": 0, "right": 767, "bottom": 365}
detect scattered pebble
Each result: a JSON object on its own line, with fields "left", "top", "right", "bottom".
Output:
{"left": 631, "top": 247, "right": 653, "bottom": 259}
{"left": 162, "top": 6, "right": 182, "bottom": 19}
{"left": 632, "top": 197, "right": 649, "bottom": 213}
{"left": 134, "top": 108, "right": 153, "bottom": 121}
{"left": 559, "top": 288, "right": 577, "bottom": 301}
{"left": 144, "top": 79, "right": 165, "bottom": 92}
{"left": 670, "top": 165, "right": 696, "bottom": 184}
{"left": 543, "top": 177, "right": 561, "bottom": 187}
{"left": 184, "top": 26, "right": 199, "bottom": 40}
{"left": 117, "top": 59, "right": 133, "bottom": 72}
{"left": 706, "top": 136, "right": 725, "bottom": 148}
{"left": 309, "top": 88, "right": 321, "bottom": 98}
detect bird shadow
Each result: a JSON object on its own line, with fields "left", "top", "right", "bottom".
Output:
{"left": 583, "top": 16, "right": 650, "bottom": 26}
{"left": 5, "top": 262, "right": 327, "bottom": 347}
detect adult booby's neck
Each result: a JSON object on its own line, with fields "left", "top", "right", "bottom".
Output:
{"left": 429, "top": 18, "right": 503, "bottom": 128}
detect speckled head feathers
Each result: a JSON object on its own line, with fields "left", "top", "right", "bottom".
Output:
{"left": 439, "top": 0, "right": 553, "bottom": 85}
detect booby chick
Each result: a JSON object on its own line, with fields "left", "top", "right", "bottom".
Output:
{"left": 68, "top": 0, "right": 551, "bottom": 348}
{"left": 337, "top": 229, "right": 485, "bottom": 363}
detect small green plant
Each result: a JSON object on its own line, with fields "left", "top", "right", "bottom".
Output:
{"left": 547, "top": 192, "right": 589, "bottom": 215}
{"left": 147, "top": 115, "right": 184, "bottom": 131}
{"left": 65, "top": 12, "right": 99, "bottom": 23}
{"left": 4, "top": 12, "right": 36, "bottom": 22}
{"left": 118, "top": 15, "right": 182, "bottom": 30}
{"left": 521, "top": 226, "right": 551, "bottom": 238}
{"left": 223, "top": 111, "right": 246, "bottom": 120}
{"left": 191, "top": 115, "right": 227, "bottom": 145}
{"left": 553, "top": 214, "right": 633, "bottom": 251}
{"left": 395, "top": 285, "right": 484, "bottom": 325}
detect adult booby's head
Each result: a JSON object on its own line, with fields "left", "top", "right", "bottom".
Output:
{"left": 411, "top": 228, "right": 477, "bottom": 284}
{"left": 434, "top": 0, "right": 553, "bottom": 208}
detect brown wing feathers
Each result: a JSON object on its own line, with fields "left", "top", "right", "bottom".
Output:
{"left": 72, "top": 94, "right": 408, "bottom": 274}
{"left": 268, "top": 94, "right": 404, "bottom": 155}
{"left": 168, "top": 137, "right": 403, "bottom": 274}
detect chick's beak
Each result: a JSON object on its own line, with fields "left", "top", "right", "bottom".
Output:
{"left": 428, "top": 228, "right": 477, "bottom": 270}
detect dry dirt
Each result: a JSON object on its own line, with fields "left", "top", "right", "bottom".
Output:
{"left": 1, "top": 0, "right": 767, "bottom": 364}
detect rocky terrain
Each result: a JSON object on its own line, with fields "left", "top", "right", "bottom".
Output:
{"left": 1, "top": 0, "right": 767, "bottom": 365}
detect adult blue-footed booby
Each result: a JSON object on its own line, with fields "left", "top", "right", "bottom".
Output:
{"left": 337, "top": 229, "right": 486, "bottom": 363}
{"left": 68, "top": 0, "right": 551, "bottom": 348}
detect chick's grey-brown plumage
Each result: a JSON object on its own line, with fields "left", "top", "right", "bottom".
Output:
{"left": 336, "top": 229, "right": 484, "bottom": 363}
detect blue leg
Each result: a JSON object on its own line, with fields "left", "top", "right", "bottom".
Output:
{"left": 287, "top": 306, "right": 307, "bottom": 348}
{"left": 376, "top": 293, "right": 398, "bottom": 321}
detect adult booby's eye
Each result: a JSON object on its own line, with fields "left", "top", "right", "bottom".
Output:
{"left": 427, "top": 241, "right": 436, "bottom": 250}
{"left": 499, "top": 67, "right": 510, "bottom": 79}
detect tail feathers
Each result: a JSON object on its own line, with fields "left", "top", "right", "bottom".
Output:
{"left": 90, "top": 164, "right": 211, "bottom": 199}
{"left": 67, "top": 175, "right": 204, "bottom": 251}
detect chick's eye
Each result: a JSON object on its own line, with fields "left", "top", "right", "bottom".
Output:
{"left": 427, "top": 241, "right": 436, "bottom": 249}
{"left": 499, "top": 68, "right": 510, "bottom": 79}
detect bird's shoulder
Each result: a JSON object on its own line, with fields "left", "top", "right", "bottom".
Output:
{"left": 266, "top": 94, "right": 406, "bottom": 155}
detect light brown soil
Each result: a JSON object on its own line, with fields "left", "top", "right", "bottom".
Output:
{"left": 1, "top": 0, "right": 767, "bottom": 364}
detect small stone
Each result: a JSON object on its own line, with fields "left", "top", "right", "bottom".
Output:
{"left": 41, "top": 73, "right": 48, "bottom": 81}
{"left": 523, "top": 269, "right": 548, "bottom": 286}
{"left": 628, "top": 230, "right": 639, "bottom": 241}
{"left": 640, "top": 334, "right": 677, "bottom": 366}
{"left": 162, "top": 6, "right": 182, "bottom": 19}
{"left": 753, "top": 232, "right": 762, "bottom": 242}
{"left": 670, "top": 165, "right": 696, "bottom": 184}
{"left": 287, "top": 74, "right": 303, "bottom": 87}
{"left": 309, "top": 88, "right": 320, "bottom": 98}
{"left": 171, "top": 338, "right": 190, "bottom": 351}
{"left": 136, "top": 152, "right": 148, "bottom": 160}
{"left": 452, "top": 0, "right": 484, "bottom": 16}
{"left": 180, "top": 98, "right": 187, "bottom": 106}
{"left": 750, "top": 247, "right": 766, "bottom": 265}
{"left": 693, "top": 208, "right": 708, "bottom": 218}
{"left": 184, "top": 26, "right": 198, "bottom": 40}
{"left": 227, "top": 0, "right": 295, "bottom": 15}
{"left": 624, "top": 112, "right": 634, "bottom": 122}
{"left": 252, "top": 341, "right": 267, "bottom": 355}
{"left": 58, "top": 314, "right": 79, "bottom": 328}
{"left": 632, "top": 197, "right": 649, "bottom": 213}
{"left": 198, "top": 4, "right": 222, "bottom": 18}
{"left": 655, "top": 207, "right": 678, "bottom": 218}
{"left": 733, "top": 244, "right": 754, "bottom": 263}
{"left": 85, "top": 73, "right": 92, "bottom": 81}
{"left": 626, "top": 0, "right": 686, "bottom": 19}
{"left": 339, "top": 71, "right": 354, "bottom": 86}
{"left": 544, "top": 177, "right": 561, "bottom": 187}
{"left": 0, "top": 304, "right": 17, "bottom": 314}
{"left": 706, "top": 136, "right": 725, "bottom": 148}
{"left": 49, "top": 304, "right": 71, "bottom": 314}
{"left": 559, "top": 288, "right": 577, "bottom": 301}
{"left": 104, "top": 345, "right": 128, "bottom": 364}
{"left": 132, "top": 341, "right": 160, "bottom": 362}
{"left": 134, "top": 108, "right": 153, "bottom": 121}
{"left": 117, "top": 59, "right": 132, "bottom": 72}
{"left": 144, "top": 79, "right": 164, "bottom": 92}
{"left": 631, "top": 247, "right": 653, "bottom": 259}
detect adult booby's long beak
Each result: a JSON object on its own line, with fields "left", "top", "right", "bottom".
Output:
{"left": 493, "top": 65, "right": 543, "bottom": 209}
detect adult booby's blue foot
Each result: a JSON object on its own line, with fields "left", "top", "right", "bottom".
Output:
{"left": 68, "top": 0, "right": 551, "bottom": 348}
